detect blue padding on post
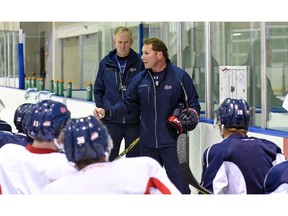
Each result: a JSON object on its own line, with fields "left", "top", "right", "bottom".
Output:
{"left": 138, "top": 22, "right": 143, "bottom": 56}
{"left": 18, "top": 43, "right": 25, "bottom": 89}
{"left": 199, "top": 117, "right": 214, "bottom": 124}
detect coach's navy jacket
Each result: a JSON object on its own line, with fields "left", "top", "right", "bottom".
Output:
{"left": 93, "top": 48, "right": 143, "bottom": 125}
{"left": 106, "top": 60, "right": 200, "bottom": 148}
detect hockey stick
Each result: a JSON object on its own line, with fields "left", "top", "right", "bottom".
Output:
{"left": 177, "top": 133, "right": 212, "bottom": 194}
{"left": 113, "top": 137, "right": 140, "bottom": 161}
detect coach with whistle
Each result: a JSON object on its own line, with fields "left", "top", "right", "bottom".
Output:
{"left": 93, "top": 26, "right": 143, "bottom": 161}
{"left": 94, "top": 38, "right": 200, "bottom": 194}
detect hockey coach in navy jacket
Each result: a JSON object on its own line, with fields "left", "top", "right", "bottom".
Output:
{"left": 93, "top": 27, "right": 144, "bottom": 161}
{"left": 94, "top": 38, "right": 201, "bottom": 194}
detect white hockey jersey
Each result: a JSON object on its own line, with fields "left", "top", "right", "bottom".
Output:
{"left": 41, "top": 156, "right": 181, "bottom": 194}
{"left": 0, "top": 144, "right": 77, "bottom": 194}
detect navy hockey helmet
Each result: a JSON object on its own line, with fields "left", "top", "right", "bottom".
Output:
{"left": 13, "top": 103, "right": 34, "bottom": 133}
{"left": 23, "top": 99, "right": 71, "bottom": 141}
{"left": 63, "top": 115, "right": 113, "bottom": 163}
{"left": 216, "top": 98, "right": 251, "bottom": 130}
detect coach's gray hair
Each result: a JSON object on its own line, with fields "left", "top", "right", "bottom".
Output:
{"left": 114, "top": 26, "right": 133, "bottom": 39}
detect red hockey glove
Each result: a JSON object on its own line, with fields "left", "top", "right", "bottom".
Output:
{"left": 167, "top": 103, "right": 184, "bottom": 134}
{"left": 168, "top": 115, "right": 183, "bottom": 134}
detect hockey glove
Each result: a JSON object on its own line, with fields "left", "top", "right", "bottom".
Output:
{"left": 179, "top": 108, "right": 199, "bottom": 132}
{"left": 168, "top": 103, "right": 184, "bottom": 134}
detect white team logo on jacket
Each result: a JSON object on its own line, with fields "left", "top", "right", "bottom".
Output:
{"left": 130, "top": 67, "right": 137, "bottom": 72}
{"left": 164, "top": 85, "right": 172, "bottom": 90}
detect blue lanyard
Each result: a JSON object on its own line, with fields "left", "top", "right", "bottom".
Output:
{"left": 115, "top": 54, "right": 127, "bottom": 74}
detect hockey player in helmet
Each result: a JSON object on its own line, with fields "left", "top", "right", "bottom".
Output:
{"left": 0, "top": 100, "right": 77, "bottom": 194}
{"left": 200, "top": 98, "right": 285, "bottom": 194}
{"left": 13, "top": 103, "right": 34, "bottom": 144}
{"left": 14, "top": 103, "right": 34, "bottom": 133}
{"left": 0, "top": 103, "right": 34, "bottom": 148}
{"left": 41, "top": 115, "right": 181, "bottom": 194}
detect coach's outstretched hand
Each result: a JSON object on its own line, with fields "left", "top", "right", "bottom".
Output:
{"left": 93, "top": 107, "right": 105, "bottom": 119}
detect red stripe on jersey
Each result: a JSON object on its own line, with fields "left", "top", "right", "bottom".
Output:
{"left": 145, "top": 177, "right": 172, "bottom": 194}
{"left": 26, "top": 144, "right": 58, "bottom": 154}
